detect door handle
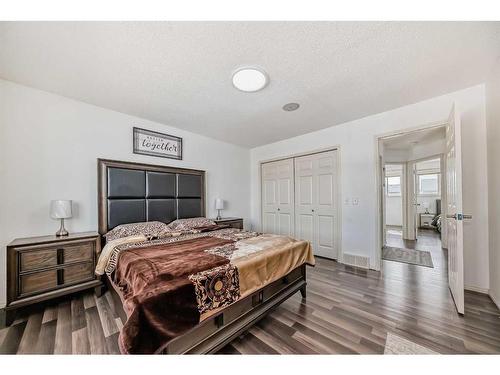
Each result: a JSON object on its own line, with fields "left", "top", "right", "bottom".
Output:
{"left": 311, "top": 209, "right": 315, "bottom": 212}
{"left": 277, "top": 208, "right": 280, "bottom": 211}
{"left": 446, "top": 214, "right": 473, "bottom": 220}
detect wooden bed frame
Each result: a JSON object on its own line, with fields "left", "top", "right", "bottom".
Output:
{"left": 97, "top": 158, "right": 307, "bottom": 354}
{"left": 105, "top": 265, "right": 306, "bottom": 354}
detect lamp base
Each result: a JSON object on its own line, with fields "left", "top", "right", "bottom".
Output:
{"left": 56, "top": 218, "right": 69, "bottom": 237}
{"left": 216, "top": 209, "right": 222, "bottom": 220}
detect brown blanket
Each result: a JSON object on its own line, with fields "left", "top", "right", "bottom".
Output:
{"left": 112, "top": 236, "right": 232, "bottom": 354}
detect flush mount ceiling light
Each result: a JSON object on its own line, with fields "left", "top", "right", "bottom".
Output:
{"left": 232, "top": 67, "right": 269, "bottom": 92}
{"left": 283, "top": 102, "right": 300, "bottom": 111}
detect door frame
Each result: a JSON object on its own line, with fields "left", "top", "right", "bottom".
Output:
{"left": 258, "top": 145, "right": 342, "bottom": 262}
{"left": 382, "top": 162, "right": 406, "bottom": 244}
{"left": 374, "top": 120, "right": 447, "bottom": 270}
{"left": 407, "top": 153, "right": 445, "bottom": 241}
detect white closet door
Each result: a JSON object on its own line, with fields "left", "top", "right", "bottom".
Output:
{"left": 276, "top": 159, "right": 295, "bottom": 236}
{"left": 295, "top": 150, "right": 338, "bottom": 259}
{"left": 261, "top": 159, "right": 294, "bottom": 236}
{"left": 261, "top": 162, "right": 278, "bottom": 234}
{"left": 294, "top": 155, "right": 315, "bottom": 245}
{"left": 315, "top": 151, "right": 337, "bottom": 259}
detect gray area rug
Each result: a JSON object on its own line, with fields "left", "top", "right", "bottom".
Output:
{"left": 382, "top": 246, "right": 434, "bottom": 268}
{"left": 384, "top": 333, "right": 437, "bottom": 354}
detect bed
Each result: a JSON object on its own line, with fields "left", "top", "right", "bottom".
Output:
{"left": 96, "top": 159, "right": 314, "bottom": 354}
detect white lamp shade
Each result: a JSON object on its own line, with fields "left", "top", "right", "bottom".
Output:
{"left": 50, "top": 200, "right": 72, "bottom": 219}
{"left": 215, "top": 198, "right": 224, "bottom": 210}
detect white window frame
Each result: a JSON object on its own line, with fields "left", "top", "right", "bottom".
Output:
{"left": 385, "top": 175, "right": 402, "bottom": 197}
{"left": 417, "top": 172, "right": 441, "bottom": 196}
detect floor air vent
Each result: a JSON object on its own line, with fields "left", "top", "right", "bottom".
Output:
{"left": 342, "top": 253, "right": 370, "bottom": 269}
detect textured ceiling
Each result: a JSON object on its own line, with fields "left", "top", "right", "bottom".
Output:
{"left": 1, "top": 22, "right": 499, "bottom": 148}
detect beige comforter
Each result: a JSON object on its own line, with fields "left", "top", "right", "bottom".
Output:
{"left": 201, "top": 233, "right": 315, "bottom": 320}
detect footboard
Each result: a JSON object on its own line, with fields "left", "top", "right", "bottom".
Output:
{"left": 104, "top": 264, "right": 306, "bottom": 354}
{"left": 165, "top": 264, "right": 307, "bottom": 354}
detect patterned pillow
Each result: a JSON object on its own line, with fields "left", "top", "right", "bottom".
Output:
{"left": 105, "top": 221, "right": 168, "bottom": 242}
{"left": 166, "top": 217, "right": 216, "bottom": 232}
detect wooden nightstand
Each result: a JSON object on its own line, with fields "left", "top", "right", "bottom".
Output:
{"left": 3, "top": 231, "right": 102, "bottom": 326}
{"left": 213, "top": 217, "right": 243, "bottom": 230}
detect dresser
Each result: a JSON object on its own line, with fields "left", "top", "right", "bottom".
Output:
{"left": 213, "top": 217, "right": 244, "bottom": 229}
{"left": 3, "top": 231, "right": 102, "bottom": 326}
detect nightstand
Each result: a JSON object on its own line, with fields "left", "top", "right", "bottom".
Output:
{"left": 213, "top": 217, "right": 243, "bottom": 230}
{"left": 3, "top": 231, "right": 102, "bottom": 326}
{"left": 419, "top": 213, "right": 435, "bottom": 228}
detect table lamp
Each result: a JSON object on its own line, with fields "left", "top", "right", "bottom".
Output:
{"left": 50, "top": 200, "right": 72, "bottom": 236}
{"left": 215, "top": 198, "right": 224, "bottom": 220}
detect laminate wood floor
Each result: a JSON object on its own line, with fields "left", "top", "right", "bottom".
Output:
{"left": 1, "top": 230, "right": 499, "bottom": 354}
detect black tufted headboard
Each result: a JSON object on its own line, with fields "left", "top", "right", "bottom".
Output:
{"left": 97, "top": 159, "right": 205, "bottom": 235}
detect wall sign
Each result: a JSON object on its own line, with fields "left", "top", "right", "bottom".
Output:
{"left": 133, "top": 127, "right": 183, "bottom": 160}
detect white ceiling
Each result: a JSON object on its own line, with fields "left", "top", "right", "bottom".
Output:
{"left": 382, "top": 126, "right": 446, "bottom": 151}
{"left": 1, "top": 22, "right": 499, "bottom": 148}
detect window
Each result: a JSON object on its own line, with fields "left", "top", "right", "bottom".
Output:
{"left": 386, "top": 176, "right": 401, "bottom": 196}
{"left": 418, "top": 173, "right": 440, "bottom": 195}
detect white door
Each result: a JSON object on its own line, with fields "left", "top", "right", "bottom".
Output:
{"left": 295, "top": 150, "right": 338, "bottom": 259}
{"left": 404, "top": 160, "right": 418, "bottom": 241}
{"left": 295, "top": 155, "right": 315, "bottom": 246}
{"left": 261, "top": 159, "right": 294, "bottom": 236}
{"left": 413, "top": 163, "right": 419, "bottom": 240}
{"left": 446, "top": 104, "right": 465, "bottom": 315}
{"left": 261, "top": 162, "right": 278, "bottom": 234}
{"left": 380, "top": 158, "right": 386, "bottom": 246}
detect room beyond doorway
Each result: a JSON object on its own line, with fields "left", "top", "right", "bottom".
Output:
{"left": 378, "top": 125, "right": 446, "bottom": 270}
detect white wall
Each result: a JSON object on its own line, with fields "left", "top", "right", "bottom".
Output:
{"left": 384, "top": 140, "right": 445, "bottom": 163}
{"left": 416, "top": 196, "right": 440, "bottom": 215}
{"left": 0, "top": 79, "right": 251, "bottom": 307}
{"left": 486, "top": 60, "right": 500, "bottom": 307}
{"left": 385, "top": 164, "right": 403, "bottom": 227}
{"left": 411, "top": 139, "right": 445, "bottom": 161}
{"left": 386, "top": 196, "right": 403, "bottom": 226}
{"left": 250, "top": 85, "right": 490, "bottom": 291}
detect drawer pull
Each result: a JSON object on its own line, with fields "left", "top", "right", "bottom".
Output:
{"left": 57, "top": 269, "right": 64, "bottom": 285}
{"left": 57, "top": 248, "right": 64, "bottom": 264}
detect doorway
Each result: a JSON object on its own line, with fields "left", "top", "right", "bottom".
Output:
{"left": 376, "top": 106, "right": 467, "bottom": 315}
{"left": 379, "top": 126, "right": 446, "bottom": 269}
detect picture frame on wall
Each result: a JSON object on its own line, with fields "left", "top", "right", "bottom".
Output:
{"left": 133, "top": 127, "right": 183, "bottom": 160}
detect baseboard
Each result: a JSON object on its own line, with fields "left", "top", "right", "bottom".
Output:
{"left": 489, "top": 291, "right": 500, "bottom": 310}
{"left": 464, "top": 285, "right": 489, "bottom": 294}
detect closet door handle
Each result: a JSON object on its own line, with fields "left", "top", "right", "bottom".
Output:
{"left": 311, "top": 209, "right": 315, "bottom": 212}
